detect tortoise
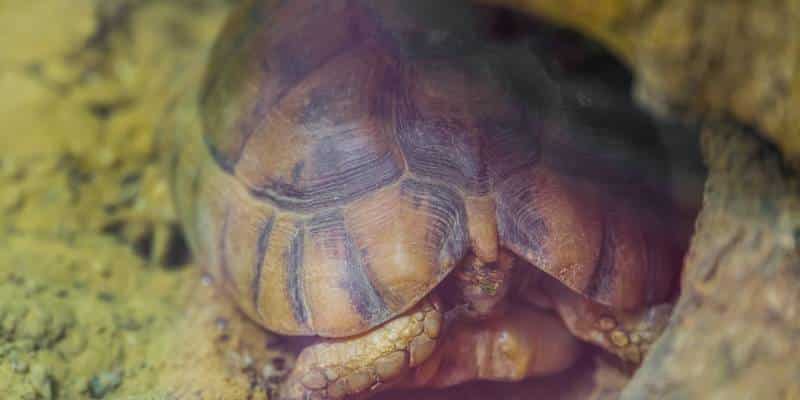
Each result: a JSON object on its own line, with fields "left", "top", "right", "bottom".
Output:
{"left": 164, "top": 0, "right": 692, "bottom": 398}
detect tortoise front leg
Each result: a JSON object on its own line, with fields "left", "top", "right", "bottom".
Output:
{"left": 280, "top": 297, "right": 443, "bottom": 400}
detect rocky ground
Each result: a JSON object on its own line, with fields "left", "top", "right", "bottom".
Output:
{"left": 0, "top": 1, "right": 246, "bottom": 398}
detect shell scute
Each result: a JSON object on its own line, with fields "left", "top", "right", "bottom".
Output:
{"left": 234, "top": 46, "right": 404, "bottom": 213}
{"left": 201, "top": 0, "right": 378, "bottom": 172}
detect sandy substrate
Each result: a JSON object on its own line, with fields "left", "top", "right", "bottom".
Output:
{"left": 0, "top": 1, "right": 238, "bottom": 398}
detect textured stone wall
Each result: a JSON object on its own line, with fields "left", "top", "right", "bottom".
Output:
{"left": 486, "top": 1, "right": 800, "bottom": 397}
{"left": 488, "top": 0, "right": 800, "bottom": 171}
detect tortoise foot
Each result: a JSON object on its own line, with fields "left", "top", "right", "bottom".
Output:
{"left": 545, "top": 282, "right": 672, "bottom": 364}
{"left": 280, "top": 297, "right": 442, "bottom": 399}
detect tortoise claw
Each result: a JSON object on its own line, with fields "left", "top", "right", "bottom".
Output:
{"left": 593, "top": 303, "right": 672, "bottom": 363}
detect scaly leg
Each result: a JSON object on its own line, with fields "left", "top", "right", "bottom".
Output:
{"left": 280, "top": 297, "right": 443, "bottom": 399}
{"left": 543, "top": 280, "right": 672, "bottom": 364}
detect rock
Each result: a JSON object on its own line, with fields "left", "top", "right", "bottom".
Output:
{"left": 487, "top": 0, "right": 800, "bottom": 170}
{"left": 621, "top": 123, "right": 800, "bottom": 399}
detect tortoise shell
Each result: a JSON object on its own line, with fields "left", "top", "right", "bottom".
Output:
{"left": 169, "top": 0, "right": 682, "bottom": 338}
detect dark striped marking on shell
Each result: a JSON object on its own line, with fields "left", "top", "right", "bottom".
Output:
{"left": 251, "top": 215, "right": 275, "bottom": 312}
{"left": 584, "top": 224, "right": 615, "bottom": 301}
{"left": 398, "top": 179, "right": 470, "bottom": 270}
{"left": 285, "top": 221, "right": 309, "bottom": 327}
{"left": 308, "top": 211, "right": 391, "bottom": 326}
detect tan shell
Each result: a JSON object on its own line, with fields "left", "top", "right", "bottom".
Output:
{"left": 168, "top": 0, "right": 685, "bottom": 338}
